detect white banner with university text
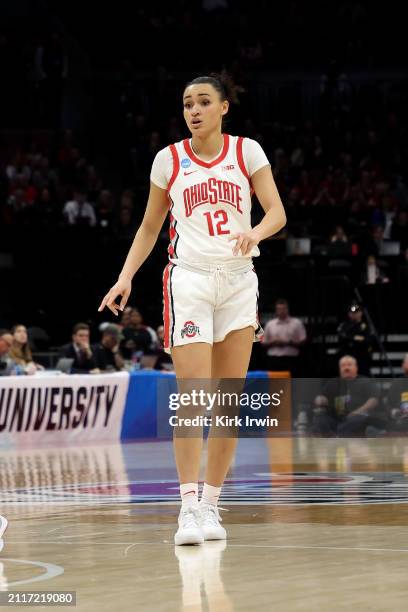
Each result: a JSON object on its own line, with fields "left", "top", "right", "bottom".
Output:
{"left": 0, "top": 372, "right": 130, "bottom": 447}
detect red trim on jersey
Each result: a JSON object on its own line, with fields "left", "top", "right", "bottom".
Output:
{"left": 183, "top": 134, "right": 230, "bottom": 168}
{"left": 167, "top": 144, "right": 180, "bottom": 195}
{"left": 236, "top": 137, "right": 250, "bottom": 180}
{"left": 237, "top": 136, "right": 254, "bottom": 195}
{"left": 163, "top": 264, "right": 171, "bottom": 348}
{"left": 168, "top": 215, "right": 175, "bottom": 257}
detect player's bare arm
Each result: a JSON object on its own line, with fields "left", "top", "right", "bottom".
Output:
{"left": 98, "top": 182, "right": 169, "bottom": 315}
{"left": 228, "top": 165, "right": 286, "bottom": 256}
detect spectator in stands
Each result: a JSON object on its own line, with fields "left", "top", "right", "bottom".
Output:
{"left": 0, "top": 329, "right": 15, "bottom": 376}
{"left": 262, "top": 298, "right": 307, "bottom": 375}
{"left": 120, "top": 189, "right": 135, "bottom": 210}
{"left": 6, "top": 188, "right": 29, "bottom": 224}
{"left": 120, "top": 308, "right": 158, "bottom": 360}
{"left": 114, "top": 204, "right": 137, "bottom": 242}
{"left": 337, "top": 303, "right": 374, "bottom": 375}
{"left": 92, "top": 324, "right": 125, "bottom": 371}
{"left": 86, "top": 165, "right": 103, "bottom": 202}
{"left": 8, "top": 324, "right": 44, "bottom": 375}
{"left": 391, "top": 210, "right": 408, "bottom": 250}
{"left": 96, "top": 189, "right": 115, "bottom": 231}
{"left": 328, "top": 225, "right": 351, "bottom": 256}
{"left": 59, "top": 323, "right": 98, "bottom": 373}
{"left": 311, "top": 355, "right": 381, "bottom": 436}
{"left": 156, "top": 325, "right": 165, "bottom": 348}
{"left": 363, "top": 225, "right": 385, "bottom": 256}
{"left": 118, "top": 306, "right": 133, "bottom": 330}
{"left": 330, "top": 225, "right": 348, "bottom": 244}
{"left": 34, "top": 187, "right": 61, "bottom": 226}
{"left": 0, "top": 330, "right": 13, "bottom": 347}
{"left": 387, "top": 354, "right": 408, "bottom": 432}
{"left": 362, "top": 255, "right": 389, "bottom": 284}
{"left": 154, "top": 324, "right": 173, "bottom": 371}
{"left": 63, "top": 189, "right": 96, "bottom": 227}
{"left": 312, "top": 185, "right": 335, "bottom": 207}
{"left": 347, "top": 199, "right": 370, "bottom": 232}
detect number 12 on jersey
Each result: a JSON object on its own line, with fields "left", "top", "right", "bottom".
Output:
{"left": 203, "top": 210, "right": 230, "bottom": 236}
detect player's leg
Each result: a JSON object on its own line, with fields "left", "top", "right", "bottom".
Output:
{"left": 171, "top": 341, "right": 212, "bottom": 485}
{"left": 200, "top": 326, "right": 254, "bottom": 540}
{"left": 171, "top": 341, "right": 212, "bottom": 545}
{"left": 171, "top": 342, "right": 212, "bottom": 543}
{"left": 163, "top": 262, "right": 213, "bottom": 501}
{"left": 207, "top": 326, "right": 254, "bottom": 485}
{"left": 206, "top": 268, "right": 259, "bottom": 487}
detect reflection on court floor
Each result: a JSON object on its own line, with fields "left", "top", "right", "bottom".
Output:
{"left": 1, "top": 438, "right": 408, "bottom": 610}
{"left": 3, "top": 472, "right": 408, "bottom": 506}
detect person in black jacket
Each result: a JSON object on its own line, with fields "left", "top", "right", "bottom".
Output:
{"left": 92, "top": 324, "right": 125, "bottom": 371}
{"left": 58, "top": 323, "right": 98, "bottom": 373}
{"left": 337, "top": 303, "right": 374, "bottom": 375}
{"left": 120, "top": 308, "right": 158, "bottom": 360}
{"left": 311, "top": 355, "right": 382, "bottom": 436}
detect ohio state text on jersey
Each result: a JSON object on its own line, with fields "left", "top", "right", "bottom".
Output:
{"left": 166, "top": 134, "right": 261, "bottom": 262}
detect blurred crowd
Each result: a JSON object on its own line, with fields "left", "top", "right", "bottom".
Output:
{"left": 0, "top": 296, "right": 401, "bottom": 380}
{"left": 0, "top": 129, "right": 139, "bottom": 241}
{"left": 1, "top": 109, "right": 408, "bottom": 263}
{"left": 0, "top": 307, "right": 172, "bottom": 376}
{"left": 2, "top": 304, "right": 408, "bottom": 438}
{"left": 1, "top": 107, "right": 408, "bottom": 372}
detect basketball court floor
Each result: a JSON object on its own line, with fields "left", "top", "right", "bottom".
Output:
{"left": 1, "top": 437, "right": 408, "bottom": 611}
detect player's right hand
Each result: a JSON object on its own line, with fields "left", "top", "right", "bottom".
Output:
{"left": 98, "top": 278, "right": 132, "bottom": 316}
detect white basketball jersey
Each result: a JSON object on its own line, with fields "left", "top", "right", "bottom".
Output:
{"left": 166, "top": 134, "right": 260, "bottom": 264}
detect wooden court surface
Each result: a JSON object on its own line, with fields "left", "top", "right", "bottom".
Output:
{"left": 1, "top": 437, "right": 408, "bottom": 611}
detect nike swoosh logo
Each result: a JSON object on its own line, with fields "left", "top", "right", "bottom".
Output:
{"left": 184, "top": 170, "right": 198, "bottom": 175}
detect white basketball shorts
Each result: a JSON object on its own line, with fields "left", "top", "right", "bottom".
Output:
{"left": 162, "top": 260, "right": 262, "bottom": 353}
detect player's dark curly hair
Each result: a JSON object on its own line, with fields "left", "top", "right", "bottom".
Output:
{"left": 185, "top": 70, "right": 244, "bottom": 105}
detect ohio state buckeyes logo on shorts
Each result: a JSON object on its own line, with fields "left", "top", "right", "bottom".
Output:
{"left": 181, "top": 321, "right": 200, "bottom": 339}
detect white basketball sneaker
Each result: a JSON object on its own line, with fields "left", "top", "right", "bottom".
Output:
{"left": 0, "top": 516, "right": 8, "bottom": 539}
{"left": 199, "top": 502, "right": 227, "bottom": 541}
{"left": 174, "top": 505, "right": 204, "bottom": 546}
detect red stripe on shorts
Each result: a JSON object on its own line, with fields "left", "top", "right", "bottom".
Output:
{"left": 163, "top": 264, "right": 171, "bottom": 348}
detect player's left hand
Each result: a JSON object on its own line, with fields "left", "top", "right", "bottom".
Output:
{"left": 228, "top": 229, "right": 262, "bottom": 256}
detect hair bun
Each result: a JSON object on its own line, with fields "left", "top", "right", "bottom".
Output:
{"left": 210, "top": 70, "right": 245, "bottom": 105}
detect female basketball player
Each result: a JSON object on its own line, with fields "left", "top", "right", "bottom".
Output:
{"left": 98, "top": 74, "right": 286, "bottom": 545}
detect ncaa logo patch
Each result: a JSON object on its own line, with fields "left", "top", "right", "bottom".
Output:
{"left": 181, "top": 158, "right": 191, "bottom": 169}
{"left": 181, "top": 320, "right": 200, "bottom": 339}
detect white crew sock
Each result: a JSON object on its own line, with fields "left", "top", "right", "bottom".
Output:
{"left": 180, "top": 482, "right": 199, "bottom": 507}
{"left": 201, "top": 483, "right": 221, "bottom": 507}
